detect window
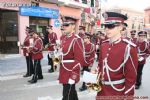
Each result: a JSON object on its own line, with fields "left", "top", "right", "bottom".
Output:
{"left": 91, "top": 0, "right": 94, "bottom": 7}
{"left": 132, "top": 24, "right": 134, "bottom": 29}
{"left": 82, "top": 0, "right": 87, "bottom": 4}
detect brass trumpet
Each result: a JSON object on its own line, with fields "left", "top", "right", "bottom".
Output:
{"left": 53, "top": 57, "right": 60, "bottom": 66}
{"left": 86, "top": 73, "right": 102, "bottom": 92}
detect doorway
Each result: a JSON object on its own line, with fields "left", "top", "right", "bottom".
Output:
{"left": 0, "top": 10, "right": 18, "bottom": 54}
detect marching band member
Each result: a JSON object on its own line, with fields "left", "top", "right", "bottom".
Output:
{"left": 79, "top": 33, "right": 96, "bottom": 91}
{"left": 78, "top": 26, "right": 86, "bottom": 39}
{"left": 46, "top": 25, "right": 58, "bottom": 73}
{"left": 96, "top": 12, "right": 138, "bottom": 99}
{"left": 28, "top": 31, "right": 44, "bottom": 84}
{"left": 21, "top": 27, "right": 34, "bottom": 77}
{"left": 135, "top": 31, "right": 150, "bottom": 89}
{"left": 130, "top": 30, "right": 137, "bottom": 44}
{"left": 58, "top": 16, "right": 84, "bottom": 100}
{"left": 96, "top": 31, "right": 106, "bottom": 61}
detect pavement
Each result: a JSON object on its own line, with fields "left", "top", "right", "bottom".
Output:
{"left": 0, "top": 53, "right": 48, "bottom": 76}
{"left": 0, "top": 54, "right": 150, "bottom": 100}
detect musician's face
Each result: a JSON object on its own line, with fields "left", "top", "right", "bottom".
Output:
{"left": 63, "top": 23, "right": 75, "bottom": 35}
{"left": 138, "top": 35, "right": 147, "bottom": 41}
{"left": 47, "top": 28, "right": 52, "bottom": 33}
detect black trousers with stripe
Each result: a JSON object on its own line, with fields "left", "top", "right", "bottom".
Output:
{"left": 62, "top": 84, "right": 78, "bottom": 100}
{"left": 25, "top": 54, "right": 34, "bottom": 75}
{"left": 32, "top": 59, "right": 43, "bottom": 81}
{"left": 136, "top": 63, "right": 144, "bottom": 86}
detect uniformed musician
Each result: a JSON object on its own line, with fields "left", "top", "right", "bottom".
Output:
{"left": 135, "top": 31, "right": 150, "bottom": 89}
{"left": 78, "top": 26, "right": 86, "bottom": 39}
{"left": 79, "top": 33, "right": 96, "bottom": 91}
{"left": 28, "top": 31, "right": 44, "bottom": 84}
{"left": 21, "top": 27, "right": 34, "bottom": 77}
{"left": 96, "top": 12, "right": 138, "bottom": 99}
{"left": 58, "top": 16, "right": 84, "bottom": 100}
{"left": 46, "top": 25, "right": 58, "bottom": 73}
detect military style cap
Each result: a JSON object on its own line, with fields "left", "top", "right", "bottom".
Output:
{"left": 79, "top": 26, "right": 86, "bottom": 30}
{"left": 102, "top": 12, "right": 127, "bottom": 25}
{"left": 84, "top": 33, "right": 92, "bottom": 39}
{"left": 26, "top": 26, "right": 32, "bottom": 32}
{"left": 138, "top": 31, "right": 147, "bottom": 36}
{"left": 62, "top": 16, "right": 77, "bottom": 26}
{"left": 97, "top": 31, "right": 105, "bottom": 35}
{"left": 47, "top": 25, "right": 53, "bottom": 29}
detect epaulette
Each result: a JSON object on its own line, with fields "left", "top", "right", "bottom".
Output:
{"left": 123, "top": 39, "right": 136, "bottom": 47}
{"left": 102, "top": 39, "right": 109, "bottom": 43}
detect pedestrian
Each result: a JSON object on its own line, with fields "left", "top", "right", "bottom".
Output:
{"left": 96, "top": 12, "right": 138, "bottom": 99}
{"left": 28, "top": 31, "right": 43, "bottom": 84}
{"left": 79, "top": 33, "right": 95, "bottom": 92}
{"left": 135, "top": 31, "right": 150, "bottom": 89}
{"left": 46, "top": 25, "right": 58, "bottom": 73}
{"left": 21, "top": 27, "right": 34, "bottom": 77}
{"left": 58, "top": 16, "right": 84, "bottom": 100}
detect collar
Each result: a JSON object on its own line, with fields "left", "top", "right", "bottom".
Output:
{"left": 109, "top": 38, "right": 121, "bottom": 45}
{"left": 66, "top": 32, "right": 74, "bottom": 38}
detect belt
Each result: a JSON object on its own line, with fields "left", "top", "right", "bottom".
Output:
{"left": 102, "top": 79, "right": 125, "bottom": 85}
{"left": 138, "top": 53, "right": 146, "bottom": 56}
{"left": 62, "top": 60, "right": 75, "bottom": 63}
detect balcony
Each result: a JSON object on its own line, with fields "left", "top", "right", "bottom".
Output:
{"left": 58, "top": 0, "right": 89, "bottom": 9}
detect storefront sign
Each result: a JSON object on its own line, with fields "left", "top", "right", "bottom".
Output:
{"left": 19, "top": 6, "right": 59, "bottom": 19}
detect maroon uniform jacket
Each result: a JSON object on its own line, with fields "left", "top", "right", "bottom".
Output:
{"left": 131, "top": 38, "right": 138, "bottom": 44}
{"left": 59, "top": 33, "right": 84, "bottom": 84}
{"left": 97, "top": 38, "right": 138, "bottom": 97}
{"left": 78, "top": 32, "right": 85, "bottom": 39}
{"left": 83, "top": 42, "right": 95, "bottom": 67}
{"left": 137, "top": 40, "right": 150, "bottom": 64}
{"left": 31, "top": 37, "right": 43, "bottom": 60}
{"left": 48, "top": 32, "right": 57, "bottom": 51}
{"left": 22, "top": 35, "right": 31, "bottom": 56}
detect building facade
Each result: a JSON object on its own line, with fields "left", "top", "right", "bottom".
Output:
{"left": 144, "top": 7, "right": 150, "bottom": 34}
{"left": 0, "top": 0, "right": 88, "bottom": 56}
{"left": 108, "top": 8, "right": 144, "bottom": 33}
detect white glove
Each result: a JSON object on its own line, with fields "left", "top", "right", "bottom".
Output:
{"left": 68, "top": 78, "right": 75, "bottom": 84}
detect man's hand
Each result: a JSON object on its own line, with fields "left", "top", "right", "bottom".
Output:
{"left": 68, "top": 78, "right": 75, "bottom": 84}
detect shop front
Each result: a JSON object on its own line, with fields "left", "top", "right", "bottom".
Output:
{"left": 0, "top": 4, "right": 60, "bottom": 57}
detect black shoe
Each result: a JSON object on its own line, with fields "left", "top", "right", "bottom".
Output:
{"left": 48, "top": 69, "right": 54, "bottom": 73}
{"left": 79, "top": 87, "right": 87, "bottom": 92}
{"left": 23, "top": 74, "right": 31, "bottom": 77}
{"left": 135, "top": 85, "right": 140, "bottom": 89}
{"left": 38, "top": 76, "right": 43, "bottom": 80}
{"left": 28, "top": 79, "right": 37, "bottom": 84}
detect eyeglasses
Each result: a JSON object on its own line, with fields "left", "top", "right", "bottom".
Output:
{"left": 104, "top": 24, "right": 119, "bottom": 29}
{"left": 62, "top": 22, "right": 75, "bottom": 27}
{"left": 46, "top": 28, "right": 52, "bottom": 30}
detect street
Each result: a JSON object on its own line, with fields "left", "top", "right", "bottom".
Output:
{"left": 0, "top": 55, "right": 150, "bottom": 100}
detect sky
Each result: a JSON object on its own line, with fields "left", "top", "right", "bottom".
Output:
{"left": 101, "top": 0, "right": 150, "bottom": 12}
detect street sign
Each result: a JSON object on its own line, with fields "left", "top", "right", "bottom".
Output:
{"left": 54, "top": 20, "right": 61, "bottom": 27}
